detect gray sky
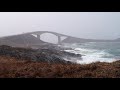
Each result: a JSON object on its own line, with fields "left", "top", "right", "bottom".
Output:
{"left": 0, "top": 12, "right": 120, "bottom": 40}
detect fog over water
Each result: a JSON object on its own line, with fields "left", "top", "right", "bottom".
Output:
{"left": 0, "top": 12, "right": 120, "bottom": 40}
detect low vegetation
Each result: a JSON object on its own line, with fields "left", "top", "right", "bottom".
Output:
{"left": 0, "top": 55, "right": 120, "bottom": 78}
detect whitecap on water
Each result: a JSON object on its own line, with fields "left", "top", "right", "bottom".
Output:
{"left": 64, "top": 47, "right": 117, "bottom": 64}
{"left": 62, "top": 42, "right": 120, "bottom": 64}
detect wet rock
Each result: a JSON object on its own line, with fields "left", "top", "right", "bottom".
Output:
{"left": 0, "top": 44, "right": 82, "bottom": 63}
{"left": 0, "top": 45, "right": 75, "bottom": 64}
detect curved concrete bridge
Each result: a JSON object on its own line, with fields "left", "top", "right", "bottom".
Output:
{"left": 24, "top": 31, "right": 70, "bottom": 45}
{"left": 1, "top": 31, "right": 117, "bottom": 48}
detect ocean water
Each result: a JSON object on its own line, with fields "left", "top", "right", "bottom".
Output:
{"left": 62, "top": 42, "right": 120, "bottom": 64}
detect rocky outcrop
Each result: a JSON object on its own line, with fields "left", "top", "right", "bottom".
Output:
{"left": 0, "top": 45, "right": 82, "bottom": 64}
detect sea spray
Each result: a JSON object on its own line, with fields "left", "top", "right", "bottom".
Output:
{"left": 62, "top": 42, "right": 120, "bottom": 64}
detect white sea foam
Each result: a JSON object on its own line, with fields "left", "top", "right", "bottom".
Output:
{"left": 64, "top": 46, "right": 117, "bottom": 64}
{"left": 76, "top": 50, "right": 116, "bottom": 64}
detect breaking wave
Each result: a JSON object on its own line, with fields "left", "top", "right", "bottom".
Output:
{"left": 62, "top": 42, "right": 120, "bottom": 64}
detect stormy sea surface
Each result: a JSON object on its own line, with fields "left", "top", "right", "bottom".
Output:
{"left": 61, "top": 42, "right": 120, "bottom": 64}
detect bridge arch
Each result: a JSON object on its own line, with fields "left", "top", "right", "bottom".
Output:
{"left": 29, "top": 31, "right": 68, "bottom": 45}
{"left": 39, "top": 33, "right": 59, "bottom": 44}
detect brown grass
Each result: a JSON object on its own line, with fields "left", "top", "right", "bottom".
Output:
{"left": 0, "top": 55, "right": 120, "bottom": 78}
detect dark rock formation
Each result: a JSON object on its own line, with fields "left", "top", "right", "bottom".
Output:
{"left": 0, "top": 45, "right": 82, "bottom": 64}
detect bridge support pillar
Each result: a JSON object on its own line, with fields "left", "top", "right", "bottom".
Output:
{"left": 58, "top": 36, "right": 62, "bottom": 45}
{"left": 37, "top": 35, "right": 40, "bottom": 40}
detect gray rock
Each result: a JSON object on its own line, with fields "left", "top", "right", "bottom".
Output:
{"left": 0, "top": 45, "right": 81, "bottom": 64}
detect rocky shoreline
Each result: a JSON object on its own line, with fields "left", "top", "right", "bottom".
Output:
{"left": 0, "top": 45, "right": 82, "bottom": 64}
{"left": 0, "top": 45, "right": 120, "bottom": 78}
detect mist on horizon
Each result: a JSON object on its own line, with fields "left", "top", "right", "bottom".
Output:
{"left": 0, "top": 12, "right": 120, "bottom": 40}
